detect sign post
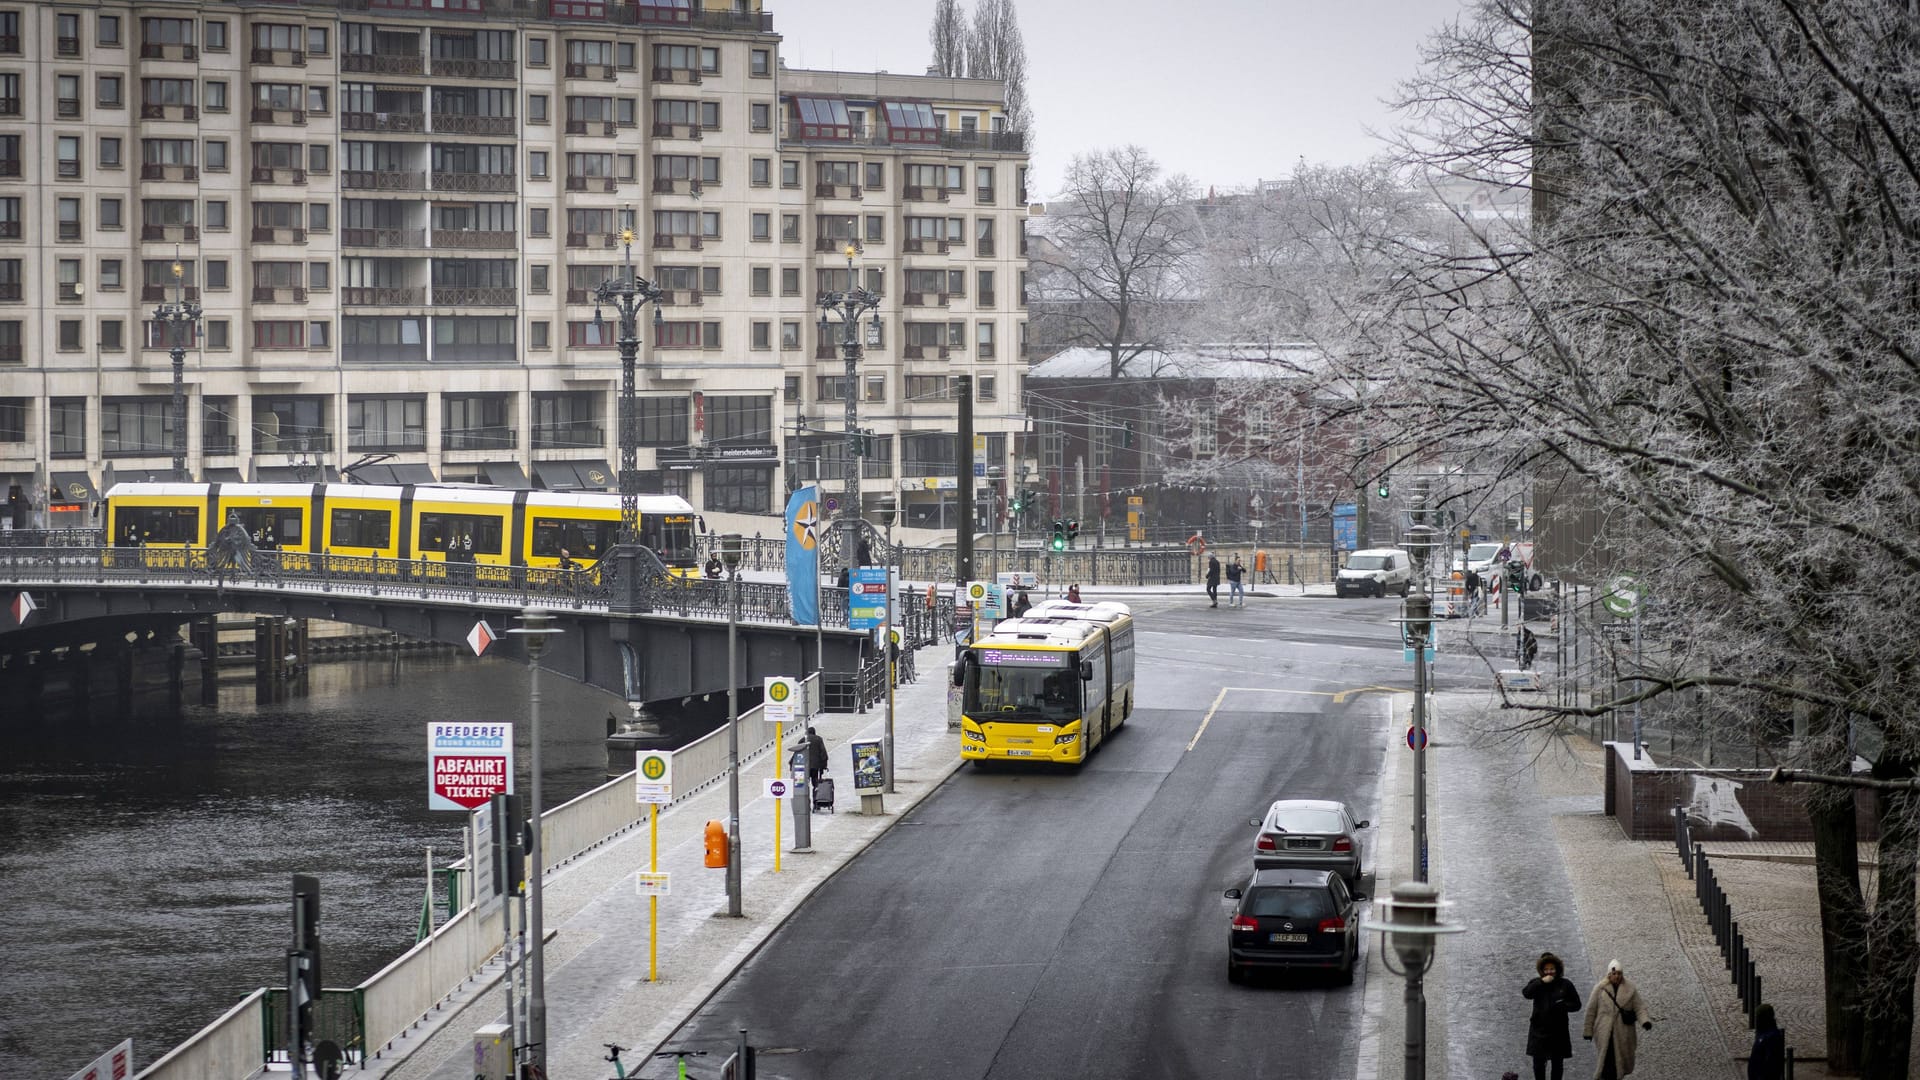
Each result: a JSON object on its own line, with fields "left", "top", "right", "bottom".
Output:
{"left": 634, "top": 750, "right": 673, "bottom": 981}
{"left": 763, "top": 778, "right": 790, "bottom": 871}
{"left": 763, "top": 676, "right": 799, "bottom": 868}
{"left": 428, "top": 723, "right": 513, "bottom": 811}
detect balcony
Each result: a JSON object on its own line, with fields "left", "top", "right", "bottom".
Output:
{"left": 977, "top": 188, "right": 996, "bottom": 205}
{"left": 252, "top": 285, "right": 308, "bottom": 303}
{"left": 58, "top": 223, "right": 83, "bottom": 241}
{"left": 251, "top": 226, "right": 307, "bottom": 244}
{"left": 904, "top": 292, "right": 950, "bottom": 308}
{"left": 348, "top": 430, "right": 427, "bottom": 452}
{"left": 342, "top": 111, "right": 425, "bottom": 134}
{"left": 140, "top": 102, "right": 198, "bottom": 121}
{"left": 250, "top": 47, "right": 306, "bottom": 67}
{"left": 442, "top": 427, "right": 516, "bottom": 451}
{"left": 781, "top": 126, "right": 1028, "bottom": 155}
{"left": 250, "top": 166, "right": 308, "bottom": 185}
{"left": 202, "top": 435, "right": 238, "bottom": 456}
{"left": 0, "top": 159, "right": 17, "bottom": 178}
{"left": 140, "top": 163, "right": 198, "bottom": 182}
{"left": 431, "top": 57, "right": 514, "bottom": 80}
{"left": 0, "top": 97, "right": 18, "bottom": 117}
{"left": 565, "top": 232, "right": 619, "bottom": 250}
{"left": 903, "top": 239, "right": 950, "bottom": 255}
{"left": 0, "top": 222, "right": 18, "bottom": 239}
{"left": 433, "top": 228, "right": 515, "bottom": 250}
{"left": 565, "top": 62, "right": 618, "bottom": 81}
{"left": 814, "top": 183, "right": 861, "bottom": 200}
{"left": 940, "top": 129, "right": 1027, "bottom": 154}
{"left": 343, "top": 342, "right": 428, "bottom": 364}
{"left": 57, "top": 35, "right": 81, "bottom": 56}
{"left": 142, "top": 223, "right": 200, "bottom": 242}
{"left": 565, "top": 175, "right": 618, "bottom": 193}
{"left": 343, "top": 227, "right": 426, "bottom": 248}
{"left": 903, "top": 185, "right": 953, "bottom": 203}
{"left": 433, "top": 113, "right": 514, "bottom": 137}
{"left": 650, "top": 121, "right": 703, "bottom": 140}
{"left": 140, "top": 285, "right": 200, "bottom": 302}
{"left": 0, "top": 35, "right": 17, "bottom": 54}
{"left": 341, "top": 51, "right": 423, "bottom": 76}
{"left": 978, "top": 240, "right": 996, "bottom": 257}
{"left": 343, "top": 169, "right": 426, "bottom": 191}
{"left": 57, "top": 281, "right": 83, "bottom": 302}
{"left": 0, "top": 343, "right": 19, "bottom": 363}
{"left": 814, "top": 342, "right": 836, "bottom": 360}
{"left": 251, "top": 106, "right": 307, "bottom": 126}
{"left": 532, "top": 423, "right": 602, "bottom": 450}
{"left": 0, "top": 283, "right": 19, "bottom": 301}
{"left": 978, "top": 290, "right": 995, "bottom": 307}
{"left": 564, "top": 119, "right": 619, "bottom": 137}
{"left": 433, "top": 286, "right": 514, "bottom": 306}
{"left": 647, "top": 65, "right": 700, "bottom": 84}
{"left": 433, "top": 170, "right": 515, "bottom": 193}
{"left": 651, "top": 177, "right": 703, "bottom": 196}
{"left": 141, "top": 41, "right": 198, "bottom": 61}
{"left": 342, "top": 286, "right": 426, "bottom": 306}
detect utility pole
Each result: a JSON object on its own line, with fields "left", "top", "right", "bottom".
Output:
{"left": 1074, "top": 455, "right": 1086, "bottom": 547}
{"left": 954, "top": 374, "right": 974, "bottom": 584}
{"left": 1355, "top": 436, "right": 1371, "bottom": 550}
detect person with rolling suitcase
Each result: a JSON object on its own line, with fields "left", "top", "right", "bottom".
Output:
{"left": 806, "top": 726, "right": 833, "bottom": 813}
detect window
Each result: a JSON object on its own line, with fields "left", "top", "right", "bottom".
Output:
{"left": 206, "top": 260, "right": 228, "bottom": 290}
{"left": 781, "top": 160, "right": 798, "bottom": 187}
{"left": 101, "top": 400, "right": 172, "bottom": 456}
{"left": 530, "top": 206, "right": 550, "bottom": 236}
{"left": 616, "top": 41, "right": 635, "bottom": 69}
{"left": 781, "top": 267, "right": 800, "bottom": 296}
{"left": 307, "top": 27, "right": 327, "bottom": 56}
{"left": 205, "top": 200, "right": 228, "bottom": 230}
{"left": 206, "top": 140, "right": 228, "bottom": 171}
{"left": 530, "top": 151, "right": 549, "bottom": 179}
{"left": 977, "top": 373, "right": 996, "bottom": 400}
{"left": 750, "top": 266, "right": 770, "bottom": 295}
{"left": 307, "top": 86, "right": 329, "bottom": 115}
{"left": 309, "top": 262, "right": 329, "bottom": 291}
{"left": 49, "top": 399, "right": 85, "bottom": 453}
{"left": 635, "top": 396, "right": 688, "bottom": 445}
{"left": 529, "top": 93, "right": 548, "bottom": 123}
{"left": 308, "top": 321, "right": 330, "bottom": 349}
{"left": 57, "top": 136, "right": 81, "bottom": 178}
{"left": 204, "top": 80, "right": 227, "bottom": 112}
{"left": 750, "top": 213, "right": 770, "bottom": 242}
{"left": 99, "top": 15, "right": 120, "bottom": 46}
{"left": 256, "top": 320, "right": 304, "bottom": 349}
{"left": 58, "top": 320, "right": 83, "bottom": 351}
{"left": 308, "top": 202, "right": 328, "bottom": 232}
{"left": 784, "top": 375, "right": 800, "bottom": 402}
{"left": 750, "top": 321, "right": 771, "bottom": 350}
{"left": 531, "top": 321, "right": 549, "bottom": 349}
{"left": 57, "top": 12, "right": 80, "bottom": 54}
{"left": 100, "top": 259, "right": 122, "bottom": 289}
{"left": 779, "top": 321, "right": 798, "bottom": 349}
{"left": 57, "top": 197, "right": 82, "bottom": 241}
{"left": 706, "top": 394, "right": 770, "bottom": 443}
{"left": 865, "top": 162, "right": 885, "bottom": 190}
{"left": 705, "top": 467, "right": 769, "bottom": 514}
{"left": 781, "top": 214, "right": 800, "bottom": 243}
{"left": 528, "top": 37, "right": 548, "bottom": 66}
{"left": 98, "top": 75, "right": 122, "bottom": 108}
{"left": 751, "top": 48, "right": 770, "bottom": 76}
{"left": 750, "top": 102, "right": 770, "bottom": 131}
{"left": 99, "top": 319, "right": 122, "bottom": 351}
{"left": 750, "top": 157, "right": 770, "bottom": 186}
{"left": 530, "top": 264, "right": 549, "bottom": 293}
{"left": 99, "top": 137, "right": 121, "bottom": 168}
{"left": 700, "top": 46, "right": 718, "bottom": 73}
{"left": 308, "top": 144, "right": 329, "bottom": 174}
{"left": 57, "top": 74, "right": 80, "bottom": 118}
{"left": 865, "top": 374, "right": 886, "bottom": 403}
{"left": 205, "top": 20, "right": 227, "bottom": 51}
{"left": 977, "top": 164, "right": 995, "bottom": 202}
{"left": 99, "top": 197, "right": 122, "bottom": 229}
{"left": 977, "top": 320, "right": 995, "bottom": 357}
{"left": 207, "top": 321, "right": 229, "bottom": 350}
{"left": 815, "top": 375, "right": 847, "bottom": 401}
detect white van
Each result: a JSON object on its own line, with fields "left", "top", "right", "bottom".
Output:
{"left": 1335, "top": 548, "right": 1414, "bottom": 598}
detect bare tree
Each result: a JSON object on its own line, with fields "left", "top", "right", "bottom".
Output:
{"left": 1028, "top": 146, "right": 1199, "bottom": 379}
{"left": 966, "top": 0, "right": 1034, "bottom": 135}
{"left": 927, "top": 0, "right": 968, "bottom": 78}
{"left": 1369, "top": 1, "right": 1920, "bottom": 1074}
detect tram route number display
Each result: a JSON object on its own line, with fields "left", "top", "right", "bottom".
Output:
{"left": 428, "top": 722, "right": 515, "bottom": 811}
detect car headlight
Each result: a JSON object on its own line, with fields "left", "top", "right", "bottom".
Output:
{"left": 963, "top": 729, "right": 986, "bottom": 743}
{"left": 1053, "top": 733, "right": 1078, "bottom": 745}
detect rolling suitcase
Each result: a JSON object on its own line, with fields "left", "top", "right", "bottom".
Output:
{"left": 812, "top": 776, "right": 835, "bottom": 812}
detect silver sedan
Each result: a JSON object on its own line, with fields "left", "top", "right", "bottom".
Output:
{"left": 1251, "top": 799, "right": 1370, "bottom": 888}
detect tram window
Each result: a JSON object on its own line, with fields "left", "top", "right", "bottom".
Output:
{"left": 116, "top": 505, "right": 198, "bottom": 544}
{"left": 531, "top": 517, "right": 612, "bottom": 559}
{"left": 224, "top": 507, "right": 302, "bottom": 548}
{"left": 420, "top": 512, "right": 504, "bottom": 555}
{"left": 328, "top": 507, "right": 392, "bottom": 548}
{"left": 641, "top": 514, "right": 695, "bottom": 565}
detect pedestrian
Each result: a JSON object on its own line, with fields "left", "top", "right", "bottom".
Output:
{"left": 1748, "top": 1003, "right": 1784, "bottom": 1080}
{"left": 704, "top": 553, "right": 724, "bottom": 579}
{"left": 558, "top": 547, "right": 577, "bottom": 571}
{"left": 805, "top": 725, "right": 828, "bottom": 789}
{"left": 1523, "top": 951, "right": 1582, "bottom": 1080}
{"left": 1464, "top": 567, "right": 1483, "bottom": 616}
{"left": 1226, "top": 554, "right": 1246, "bottom": 607}
{"left": 1583, "top": 959, "right": 1652, "bottom": 1078}
{"left": 1009, "top": 589, "right": 1032, "bottom": 618}
{"left": 1520, "top": 627, "right": 1540, "bottom": 670}
{"left": 1205, "top": 553, "right": 1222, "bottom": 607}
{"left": 1066, "top": 583, "right": 1082, "bottom": 604}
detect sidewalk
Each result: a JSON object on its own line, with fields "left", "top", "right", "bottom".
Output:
{"left": 373, "top": 656, "right": 961, "bottom": 1080}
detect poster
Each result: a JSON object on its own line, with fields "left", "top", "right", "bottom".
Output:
{"left": 428, "top": 722, "right": 514, "bottom": 811}
{"left": 850, "top": 739, "right": 885, "bottom": 790}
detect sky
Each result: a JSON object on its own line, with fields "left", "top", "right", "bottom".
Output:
{"left": 773, "top": 0, "right": 1470, "bottom": 199}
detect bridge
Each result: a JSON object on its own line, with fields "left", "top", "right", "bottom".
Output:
{"left": 0, "top": 544, "right": 919, "bottom": 711}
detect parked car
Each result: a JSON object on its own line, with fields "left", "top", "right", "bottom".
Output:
{"left": 1334, "top": 548, "right": 1412, "bottom": 598}
{"left": 1252, "top": 798, "right": 1369, "bottom": 887}
{"left": 1224, "top": 868, "right": 1365, "bottom": 985}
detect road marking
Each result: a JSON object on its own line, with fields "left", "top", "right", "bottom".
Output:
{"left": 1332, "top": 686, "right": 1409, "bottom": 705}
{"left": 1187, "top": 688, "right": 1231, "bottom": 751}
{"left": 1183, "top": 686, "right": 1381, "bottom": 751}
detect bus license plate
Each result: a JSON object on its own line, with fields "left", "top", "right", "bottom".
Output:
{"left": 1006, "top": 749, "right": 1032, "bottom": 756}
{"left": 1270, "top": 933, "right": 1307, "bottom": 943}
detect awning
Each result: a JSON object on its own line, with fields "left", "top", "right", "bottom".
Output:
{"left": 254, "top": 466, "right": 339, "bottom": 483}
{"left": 203, "top": 468, "right": 245, "bottom": 483}
{"left": 533, "top": 460, "right": 583, "bottom": 491}
{"left": 572, "top": 460, "right": 613, "bottom": 490}
{"left": 346, "top": 462, "right": 435, "bottom": 485}
{"left": 49, "top": 471, "right": 99, "bottom": 504}
{"left": 480, "top": 461, "right": 530, "bottom": 489}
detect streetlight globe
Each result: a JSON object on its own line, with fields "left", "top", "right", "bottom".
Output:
{"left": 1364, "top": 879, "right": 1463, "bottom": 973}
{"left": 843, "top": 243, "right": 859, "bottom": 261}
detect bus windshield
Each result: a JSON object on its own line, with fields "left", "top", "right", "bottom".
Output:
{"left": 964, "top": 651, "right": 1080, "bottom": 721}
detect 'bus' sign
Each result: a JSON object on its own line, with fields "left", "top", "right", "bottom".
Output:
{"left": 428, "top": 722, "right": 515, "bottom": 811}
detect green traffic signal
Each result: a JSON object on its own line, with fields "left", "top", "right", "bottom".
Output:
{"left": 1376, "top": 479, "right": 1390, "bottom": 499}
{"left": 1050, "top": 534, "right": 1067, "bottom": 551}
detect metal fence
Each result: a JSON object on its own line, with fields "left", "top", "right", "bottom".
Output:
{"left": 1673, "top": 806, "right": 1795, "bottom": 1072}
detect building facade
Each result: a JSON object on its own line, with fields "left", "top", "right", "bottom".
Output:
{"left": 0, "top": 0, "right": 1029, "bottom": 531}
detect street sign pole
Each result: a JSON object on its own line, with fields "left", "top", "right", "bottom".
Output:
{"left": 884, "top": 563, "right": 896, "bottom": 794}
{"left": 649, "top": 802, "right": 659, "bottom": 981}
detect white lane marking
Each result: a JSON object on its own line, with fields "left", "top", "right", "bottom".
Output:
{"left": 1184, "top": 686, "right": 1339, "bottom": 751}
{"left": 1187, "top": 687, "right": 1230, "bottom": 752}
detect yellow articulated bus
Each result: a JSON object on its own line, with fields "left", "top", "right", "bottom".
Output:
{"left": 102, "top": 481, "right": 698, "bottom": 577}
{"left": 954, "top": 601, "right": 1136, "bottom": 765}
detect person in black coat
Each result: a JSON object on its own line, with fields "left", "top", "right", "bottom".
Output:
{"left": 1523, "top": 951, "right": 1582, "bottom": 1080}
{"left": 1205, "top": 554, "right": 1222, "bottom": 608}
{"left": 1748, "top": 1003, "right": 1784, "bottom": 1080}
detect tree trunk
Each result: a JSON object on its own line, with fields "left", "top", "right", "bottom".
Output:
{"left": 1808, "top": 709, "right": 1866, "bottom": 1073}
{"left": 1860, "top": 760, "right": 1918, "bottom": 1080}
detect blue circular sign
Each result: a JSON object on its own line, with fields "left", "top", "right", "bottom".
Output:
{"left": 1406, "top": 726, "right": 1429, "bottom": 751}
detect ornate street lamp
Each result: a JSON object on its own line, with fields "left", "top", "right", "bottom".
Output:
{"left": 151, "top": 252, "right": 202, "bottom": 481}
{"left": 506, "top": 608, "right": 562, "bottom": 1080}
{"left": 816, "top": 243, "right": 881, "bottom": 574}
{"left": 591, "top": 213, "right": 667, "bottom": 611}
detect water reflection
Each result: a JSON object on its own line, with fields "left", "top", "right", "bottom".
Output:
{"left": 0, "top": 653, "right": 627, "bottom": 1078}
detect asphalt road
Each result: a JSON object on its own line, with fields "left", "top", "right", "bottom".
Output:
{"left": 645, "top": 594, "right": 1413, "bottom": 1080}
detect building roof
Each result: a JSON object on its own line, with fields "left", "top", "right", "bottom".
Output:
{"left": 1027, "top": 344, "right": 1326, "bottom": 381}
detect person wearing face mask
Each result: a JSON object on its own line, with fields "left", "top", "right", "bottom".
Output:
{"left": 1523, "top": 952, "right": 1581, "bottom": 1080}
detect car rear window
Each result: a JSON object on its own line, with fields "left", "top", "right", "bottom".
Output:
{"left": 1268, "top": 809, "right": 1343, "bottom": 834}
{"left": 1247, "top": 887, "right": 1335, "bottom": 920}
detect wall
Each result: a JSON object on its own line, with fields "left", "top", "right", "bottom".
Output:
{"left": 1604, "top": 741, "right": 1879, "bottom": 842}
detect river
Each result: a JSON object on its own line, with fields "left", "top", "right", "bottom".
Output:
{"left": 0, "top": 651, "right": 632, "bottom": 1078}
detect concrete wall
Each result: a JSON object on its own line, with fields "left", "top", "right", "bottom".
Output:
{"left": 1604, "top": 741, "right": 1879, "bottom": 842}
{"left": 133, "top": 990, "right": 265, "bottom": 1080}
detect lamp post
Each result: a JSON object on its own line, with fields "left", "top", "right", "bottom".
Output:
{"left": 151, "top": 252, "right": 202, "bottom": 481}
{"left": 591, "top": 214, "right": 667, "bottom": 609}
{"left": 506, "top": 608, "right": 561, "bottom": 1077}
{"left": 1366, "top": 880, "right": 1464, "bottom": 1080}
{"left": 721, "top": 533, "right": 744, "bottom": 916}
{"left": 816, "top": 244, "right": 881, "bottom": 576}
{"left": 1401, "top": 592, "right": 1434, "bottom": 882}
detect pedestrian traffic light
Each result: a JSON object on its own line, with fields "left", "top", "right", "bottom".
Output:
{"left": 1067, "top": 519, "right": 1080, "bottom": 542}
{"left": 1010, "top": 491, "right": 1024, "bottom": 513}
{"left": 704, "top": 820, "right": 729, "bottom": 868}
{"left": 1377, "top": 477, "right": 1391, "bottom": 499}
{"left": 1050, "top": 520, "right": 1067, "bottom": 551}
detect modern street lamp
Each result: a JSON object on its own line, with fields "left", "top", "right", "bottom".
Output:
{"left": 507, "top": 608, "right": 561, "bottom": 1076}
{"left": 816, "top": 244, "right": 882, "bottom": 575}
{"left": 151, "top": 251, "right": 202, "bottom": 481}
{"left": 720, "top": 533, "right": 744, "bottom": 916}
{"left": 1399, "top": 592, "right": 1434, "bottom": 881}
{"left": 1366, "top": 880, "right": 1464, "bottom": 1080}
{"left": 591, "top": 213, "right": 667, "bottom": 608}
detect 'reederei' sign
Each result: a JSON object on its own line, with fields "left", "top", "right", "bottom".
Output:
{"left": 428, "top": 722, "right": 515, "bottom": 811}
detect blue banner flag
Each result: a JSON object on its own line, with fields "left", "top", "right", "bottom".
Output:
{"left": 785, "top": 484, "right": 821, "bottom": 625}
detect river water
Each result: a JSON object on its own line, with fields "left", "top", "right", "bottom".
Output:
{"left": 0, "top": 652, "right": 632, "bottom": 1078}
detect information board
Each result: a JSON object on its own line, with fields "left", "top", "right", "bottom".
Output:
{"left": 428, "top": 723, "right": 513, "bottom": 811}
{"left": 851, "top": 739, "right": 885, "bottom": 790}
{"left": 849, "top": 566, "right": 889, "bottom": 630}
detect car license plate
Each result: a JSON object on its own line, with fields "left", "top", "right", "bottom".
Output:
{"left": 1006, "top": 749, "right": 1032, "bottom": 756}
{"left": 1270, "top": 933, "right": 1307, "bottom": 943}
{"left": 1285, "top": 838, "right": 1320, "bottom": 849}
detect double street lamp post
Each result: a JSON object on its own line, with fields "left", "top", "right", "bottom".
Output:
{"left": 591, "top": 216, "right": 668, "bottom": 609}
{"left": 816, "top": 245, "right": 882, "bottom": 576}
{"left": 151, "top": 254, "right": 202, "bottom": 481}
{"left": 721, "top": 533, "right": 744, "bottom": 916}
{"left": 507, "top": 608, "right": 561, "bottom": 1078}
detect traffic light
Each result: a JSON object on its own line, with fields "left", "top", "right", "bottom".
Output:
{"left": 850, "top": 433, "right": 868, "bottom": 457}
{"left": 1120, "top": 422, "right": 1135, "bottom": 448}
{"left": 1376, "top": 476, "right": 1390, "bottom": 499}
{"left": 1050, "top": 520, "right": 1067, "bottom": 551}
{"left": 1067, "top": 519, "right": 1080, "bottom": 542}
{"left": 1010, "top": 491, "right": 1024, "bottom": 513}
{"left": 704, "top": 820, "right": 729, "bottom": 868}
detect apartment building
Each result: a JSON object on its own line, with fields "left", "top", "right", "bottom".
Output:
{"left": 0, "top": 0, "right": 1030, "bottom": 531}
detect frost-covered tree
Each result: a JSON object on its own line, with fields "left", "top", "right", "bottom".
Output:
{"left": 1027, "top": 146, "right": 1200, "bottom": 378}
{"left": 966, "top": 0, "right": 1033, "bottom": 136}
{"left": 1369, "top": 1, "right": 1920, "bottom": 1072}
{"left": 927, "top": 0, "right": 967, "bottom": 78}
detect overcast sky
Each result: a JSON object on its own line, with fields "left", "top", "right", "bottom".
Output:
{"left": 775, "top": 0, "right": 1469, "bottom": 198}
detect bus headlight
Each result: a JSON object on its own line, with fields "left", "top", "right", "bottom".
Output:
{"left": 1053, "top": 733, "right": 1078, "bottom": 745}
{"left": 963, "top": 729, "right": 986, "bottom": 743}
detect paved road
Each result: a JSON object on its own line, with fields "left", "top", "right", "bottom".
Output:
{"left": 645, "top": 595, "right": 1411, "bottom": 1079}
